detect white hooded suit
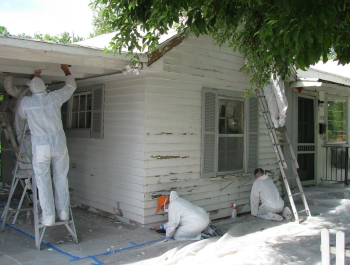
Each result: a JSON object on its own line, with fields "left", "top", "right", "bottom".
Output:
{"left": 161, "top": 191, "right": 210, "bottom": 240}
{"left": 18, "top": 76, "right": 76, "bottom": 225}
{"left": 250, "top": 174, "right": 284, "bottom": 218}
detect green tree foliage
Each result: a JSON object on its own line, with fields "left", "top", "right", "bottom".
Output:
{"left": 0, "top": 25, "right": 84, "bottom": 43}
{"left": 90, "top": 0, "right": 350, "bottom": 90}
{"left": 0, "top": 25, "right": 9, "bottom": 35}
{"left": 327, "top": 101, "right": 347, "bottom": 142}
{"left": 89, "top": 5, "right": 115, "bottom": 38}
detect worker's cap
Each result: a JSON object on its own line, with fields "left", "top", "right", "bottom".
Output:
{"left": 254, "top": 168, "right": 264, "bottom": 176}
{"left": 29, "top": 77, "right": 46, "bottom": 94}
{"left": 156, "top": 195, "right": 169, "bottom": 212}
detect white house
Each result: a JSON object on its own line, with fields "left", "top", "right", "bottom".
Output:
{"left": 1, "top": 32, "right": 348, "bottom": 227}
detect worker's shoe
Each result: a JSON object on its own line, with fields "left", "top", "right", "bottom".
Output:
{"left": 58, "top": 210, "right": 70, "bottom": 221}
{"left": 40, "top": 216, "right": 55, "bottom": 226}
{"left": 281, "top": 207, "right": 293, "bottom": 221}
{"left": 266, "top": 212, "right": 283, "bottom": 221}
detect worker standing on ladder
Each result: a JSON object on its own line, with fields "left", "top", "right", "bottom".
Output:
{"left": 18, "top": 64, "right": 76, "bottom": 226}
{"left": 249, "top": 168, "right": 293, "bottom": 221}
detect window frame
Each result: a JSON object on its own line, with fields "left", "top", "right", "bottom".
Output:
{"left": 201, "top": 88, "right": 259, "bottom": 178}
{"left": 62, "top": 84, "right": 104, "bottom": 139}
{"left": 326, "top": 95, "right": 347, "bottom": 144}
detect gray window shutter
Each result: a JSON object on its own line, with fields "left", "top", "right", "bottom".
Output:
{"left": 202, "top": 90, "right": 217, "bottom": 178}
{"left": 91, "top": 85, "right": 104, "bottom": 139}
{"left": 247, "top": 95, "right": 259, "bottom": 173}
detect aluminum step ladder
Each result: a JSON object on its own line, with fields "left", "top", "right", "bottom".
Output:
{"left": 0, "top": 117, "right": 78, "bottom": 250}
{"left": 255, "top": 87, "right": 312, "bottom": 223}
{"left": 0, "top": 111, "right": 33, "bottom": 225}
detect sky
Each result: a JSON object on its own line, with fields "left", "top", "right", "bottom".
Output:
{"left": 0, "top": 0, "right": 94, "bottom": 39}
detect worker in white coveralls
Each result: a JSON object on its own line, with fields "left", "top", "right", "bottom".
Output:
{"left": 249, "top": 168, "right": 293, "bottom": 221}
{"left": 18, "top": 64, "right": 76, "bottom": 226}
{"left": 154, "top": 191, "right": 210, "bottom": 240}
{"left": 3, "top": 72, "right": 34, "bottom": 162}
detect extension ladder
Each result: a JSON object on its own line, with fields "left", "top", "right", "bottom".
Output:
{"left": 255, "top": 86, "right": 312, "bottom": 223}
{"left": 0, "top": 116, "right": 78, "bottom": 250}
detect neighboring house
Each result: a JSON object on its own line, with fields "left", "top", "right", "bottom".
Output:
{"left": 1, "top": 32, "right": 348, "bottom": 227}
{"left": 285, "top": 61, "right": 350, "bottom": 188}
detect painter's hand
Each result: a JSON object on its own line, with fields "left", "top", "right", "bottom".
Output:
{"left": 34, "top": 70, "right": 41, "bottom": 78}
{"left": 248, "top": 215, "right": 256, "bottom": 218}
{"left": 154, "top": 226, "right": 162, "bottom": 231}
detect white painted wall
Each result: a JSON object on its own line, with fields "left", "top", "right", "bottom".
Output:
{"left": 143, "top": 35, "right": 280, "bottom": 227}
{"left": 66, "top": 74, "right": 147, "bottom": 226}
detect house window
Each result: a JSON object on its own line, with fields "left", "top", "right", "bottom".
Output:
{"left": 71, "top": 92, "right": 92, "bottom": 129}
{"left": 218, "top": 99, "right": 244, "bottom": 172}
{"left": 327, "top": 99, "right": 347, "bottom": 142}
{"left": 62, "top": 85, "right": 104, "bottom": 139}
{"left": 201, "top": 88, "right": 259, "bottom": 178}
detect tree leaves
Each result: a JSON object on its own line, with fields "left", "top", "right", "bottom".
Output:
{"left": 90, "top": 0, "right": 350, "bottom": 90}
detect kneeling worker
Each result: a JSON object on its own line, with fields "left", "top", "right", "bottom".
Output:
{"left": 249, "top": 168, "right": 292, "bottom": 221}
{"left": 154, "top": 191, "right": 210, "bottom": 240}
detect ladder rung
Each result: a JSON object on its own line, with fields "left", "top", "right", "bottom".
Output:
{"left": 298, "top": 209, "right": 309, "bottom": 214}
{"left": 292, "top": 192, "right": 301, "bottom": 197}
{"left": 278, "top": 143, "right": 290, "bottom": 146}
{"left": 7, "top": 207, "right": 32, "bottom": 212}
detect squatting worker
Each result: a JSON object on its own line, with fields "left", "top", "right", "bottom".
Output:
{"left": 249, "top": 168, "right": 292, "bottom": 221}
{"left": 18, "top": 64, "right": 76, "bottom": 226}
{"left": 154, "top": 191, "right": 210, "bottom": 240}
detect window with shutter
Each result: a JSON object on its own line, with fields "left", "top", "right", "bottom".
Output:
{"left": 201, "top": 88, "right": 259, "bottom": 178}
{"left": 62, "top": 85, "right": 104, "bottom": 139}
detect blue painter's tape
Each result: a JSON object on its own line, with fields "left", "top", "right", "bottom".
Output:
{"left": 0, "top": 219, "right": 166, "bottom": 265}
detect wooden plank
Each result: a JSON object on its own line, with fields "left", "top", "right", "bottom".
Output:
{"left": 145, "top": 94, "right": 201, "bottom": 106}
{"left": 145, "top": 126, "right": 200, "bottom": 135}
{"left": 105, "top": 94, "right": 144, "bottom": 105}
{"left": 69, "top": 149, "right": 144, "bottom": 169}
{"left": 103, "top": 134, "right": 144, "bottom": 144}
{"left": 106, "top": 86, "right": 145, "bottom": 97}
{"left": 145, "top": 118, "right": 201, "bottom": 129}
{"left": 0, "top": 45, "right": 130, "bottom": 70}
{"left": 104, "top": 102, "right": 145, "bottom": 112}
{"left": 105, "top": 118, "right": 144, "bottom": 128}
{"left": 67, "top": 138, "right": 144, "bottom": 153}
{"left": 173, "top": 43, "right": 245, "bottom": 64}
{"left": 145, "top": 164, "right": 200, "bottom": 177}
{"left": 321, "top": 229, "right": 330, "bottom": 265}
{"left": 145, "top": 157, "right": 199, "bottom": 170}
{"left": 145, "top": 142, "right": 200, "bottom": 152}
{"left": 336, "top": 231, "right": 345, "bottom": 265}
{"left": 145, "top": 110, "right": 200, "bottom": 121}
{"left": 163, "top": 51, "right": 243, "bottom": 72}
{"left": 145, "top": 135, "right": 200, "bottom": 144}
{"left": 70, "top": 156, "right": 144, "bottom": 176}
{"left": 145, "top": 86, "right": 200, "bottom": 99}
{"left": 145, "top": 77, "right": 201, "bottom": 91}
{"left": 69, "top": 166, "right": 144, "bottom": 185}
{"left": 146, "top": 71, "right": 250, "bottom": 91}
{"left": 104, "top": 125, "right": 144, "bottom": 136}
{"left": 69, "top": 170, "right": 144, "bottom": 193}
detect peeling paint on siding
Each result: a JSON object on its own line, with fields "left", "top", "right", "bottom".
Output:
{"left": 154, "top": 132, "right": 173, "bottom": 135}
{"left": 151, "top": 155, "right": 180, "bottom": 159}
{"left": 148, "top": 33, "right": 188, "bottom": 66}
{"left": 113, "top": 202, "right": 123, "bottom": 217}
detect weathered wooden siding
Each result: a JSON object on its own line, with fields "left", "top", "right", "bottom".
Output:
{"left": 143, "top": 35, "right": 280, "bottom": 226}
{"left": 67, "top": 74, "right": 147, "bottom": 225}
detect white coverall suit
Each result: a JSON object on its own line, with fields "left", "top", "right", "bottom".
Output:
{"left": 18, "top": 76, "right": 76, "bottom": 225}
{"left": 161, "top": 191, "right": 210, "bottom": 240}
{"left": 250, "top": 174, "right": 284, "bottom": 219}
{"left": 3, "top": 76, "right": 32, "bottom": 162}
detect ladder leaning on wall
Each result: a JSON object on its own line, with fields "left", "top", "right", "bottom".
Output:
{"left": 255, "top": 87, "right": 312, "bottom": 223}
{"left": 0, "top": 113, "right": 78, "bottom": 250}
